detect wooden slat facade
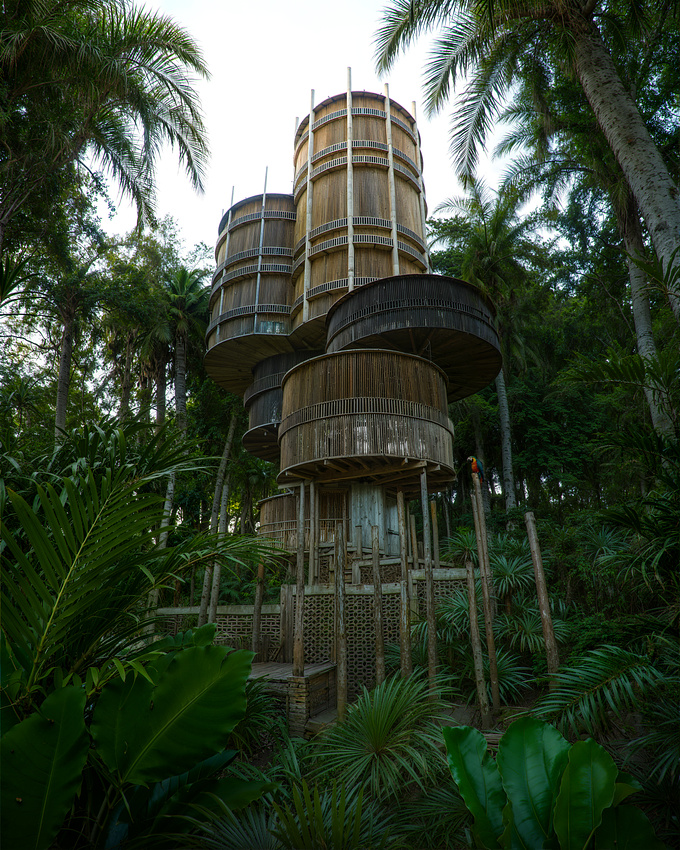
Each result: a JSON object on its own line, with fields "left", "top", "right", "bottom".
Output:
{"left": 278, "top": 350, "right": 455, "bottom": 492}
{"left": 326, "top": 274, "right": 502, "bottom": 401}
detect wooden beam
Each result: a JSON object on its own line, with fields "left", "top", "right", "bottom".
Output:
{"left": 397, "top": 490, "right": 413, "bottom": 677}
{"left": 372, "top": 525, "right": 385, "bottom": 686}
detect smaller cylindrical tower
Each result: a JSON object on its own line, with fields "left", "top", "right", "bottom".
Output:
{"left": 242, "top": 350, "right": 322, "bottom": 462}
{"left": 205, "top": 193, "right": 297, "bottom": 395}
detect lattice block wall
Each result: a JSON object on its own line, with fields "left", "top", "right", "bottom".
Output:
{"left": 301, "top": 592, "right": 335, "bottom": 663}
{"left": 156, "top": 605, "right": 281, "bottom": 656}
{"left": 345, "top": 590, "right": 401, "bottom": 698}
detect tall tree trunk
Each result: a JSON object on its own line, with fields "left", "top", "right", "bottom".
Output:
{"left": 54, "top": 313, "right": 74, "bottom": 442}
{"left": 619, "top": 193, "right": 675, "bottom": 437}
{"left": 118, "top": 330, "right": 135, "bottom": 421}
{"left": 175, "top": 333, "right": 187, "bottom": 433}
{"left": 199, "top": 417, "right": 238, "bottom": 627}
{"left": 495, "top": 368, "right": 516, "bottom": 510}
{"left": 155, "top": 351, "right": 167, "bottom": 429}
{"left": 470, "top": 402, "right": 490, "bottom": 512}
{"left": 574, "top": 23, "right": 680, "bottom": 318}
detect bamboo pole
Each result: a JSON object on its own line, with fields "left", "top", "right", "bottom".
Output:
{"left": 430, "top": 500, "right": 440, "bottom": 569}
{"left": 292, "top": 482, "right": 306, "bottom": 677}
{"left": 303, "top": 89, "right": 315, "bottom": 323}
{"left": 353, "top": 525, "right": 362, "bottom": 584}
{"left": 409, "top": 514, "right": 419, "bottom": 570}
{"left": 347, "top": 68, "right": 355, "bottom": 290}
{"left": 421, "top": 469, "right": 437, "bottom": 697}
{"left": 309, "top": 480, "right": 317, "bottom": 585}
{"left": 335, "top": 521, "right": 348, "bottom": 720}
{"left": 251, "top": 560, "right": 266, "bottom": 657}
{"left": 525, "top": 512, "right": 560, "bottom": 683}
{"left": 372, "top": 525, "right": 385, "bottom": 686}
{"left": 465, "top": 557, "right": 492, "bottom": 728}
{"left": 397, "top": 490, "right": 413, "bottom": 677}
{"left": 471, "top": 479, "right": 500, "bottom": 711}
{"left": 384, "top": 83, "right": 400, "bottom": 275}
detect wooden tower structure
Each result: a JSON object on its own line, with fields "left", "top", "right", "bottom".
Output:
{"left": 205, "top": 76, "right": 502, "bottom": 727}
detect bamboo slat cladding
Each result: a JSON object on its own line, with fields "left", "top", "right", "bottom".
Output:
{"left": 326, "top": 274, "right": 502, "bottom": 401}
{"left": 279, "top": 350, "right": 455, "bottom": 492}
{"left": 242, "top": 350, "right": 322, "bottom": 462}
{"left": 291, "top": 92, "right": 428, "bottom": 344}
{"left": 259, "top": 489, "right": 348, "bottom": 552}
{"left": 205, "top": 193, "right": 296, "bottom": 395}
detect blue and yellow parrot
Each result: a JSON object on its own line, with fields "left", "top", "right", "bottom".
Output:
{"left": 467, "top": 455, "right": 484, "bottom": 483}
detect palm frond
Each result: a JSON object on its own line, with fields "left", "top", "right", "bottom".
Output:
{"left": 532, "top": 645, "right": 667, "bottom": 736}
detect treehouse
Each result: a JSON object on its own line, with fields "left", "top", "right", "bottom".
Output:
{"left": 202, "top": 78, "right": 502, "bottom": 734}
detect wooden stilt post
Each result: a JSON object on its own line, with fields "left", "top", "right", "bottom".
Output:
{"left": 335, "top": 520, "right": 348, "bottom": 720}
{"left": 292, "top": 481, "right": 305, "bottom": 677}
{"left": 421, "top": 469, "right": 437, "bottom": 697}
{"left": 525, "top": 512, "right": 560, "bottom": 683}
{"left": 465, "top": 557, "right": 492, "bottom": 728}
{"left": 430, "top": 500, "right": 440, "bottom": 569}
{"left": 409, "top": 514, "right": 419, "bottom": 570}
{"left": 372, "top": 525, "right": 385, "bottom": 686}
{"left": 353, "top": 525, "right": 362, "bottom": 584}
{"left": 309, "top": 480, "right": 317, "bottom": 585}
{"left": 397, "top": 490, "right": 412, "bottom": 677}
{"left": 471, "top": 483, "right": 500, "bottom": 711}
{"left": 251, "top": 559, "right": 265, "bottom": 658}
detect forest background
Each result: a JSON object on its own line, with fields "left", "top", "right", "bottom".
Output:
{"left": 1, "top": 0, "right": 678, "bottom": 848}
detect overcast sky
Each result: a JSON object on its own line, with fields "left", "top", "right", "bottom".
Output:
{"left": 103, "top": 0, "right": 504, "bottom": 255}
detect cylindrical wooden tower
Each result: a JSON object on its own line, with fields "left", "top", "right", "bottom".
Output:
{"left": 278, "top": 350, "right": 454, "bottom": 492}
{"left": 205, "top": 193, "right": 297, "bottom": 395}
{"left": 290, "top": 90, "right": 429, "bottom": 349}
{"left": 242, "top": 350, "right": 322, "bottom": 462}
{"left": 326, "top": 274, "right": 502, "bottom": 401}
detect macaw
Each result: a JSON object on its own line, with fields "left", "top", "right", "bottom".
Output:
{"left": 467, "top": 455, "right": 484, "bottom": 483}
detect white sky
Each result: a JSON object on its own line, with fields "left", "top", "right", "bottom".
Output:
{"left": 102, "top": 0, "right": 505, "bottom": 254}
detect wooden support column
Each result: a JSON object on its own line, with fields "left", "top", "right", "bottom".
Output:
{"left": 430, "top": 500, "right": 440, "bottom": 569}
{"left": 372, "top": 525, "right": 385, "bottom": 686}
{"left": 352, "top": 524, "right": 362, "bottom": 584}
{"left": 253, "top": 168, "right": 267, "bottom": 333}
{"left": 335, "top": 521, "right": 348, "bottom": 720}
{"left": 420, "top": 469, "right": 437, "bottom": 696}
{"left": 397, "top": 490, "right": 412, "bottom": 677}
{"left": 215, "top": 185, "right": 235, "bottom": 342}
{"left": 465, "top": 557, "right": 492, "bottom": 728}
{"left": 347, "top": 68, "right": 355, "bottom": 290}
{"left": 251, "top": 559, "right": 265, "bottom": 658}
{"left": 384, "top": 83, "right": 400, "bottom": 275}
{"left": 309, "top": 480, "right": 317, "bottom": 584}
{"left": 411, "top": 101, "right": 431, "bottom": 273}
{"left": 525, "top": 511, "right": 560, "bottom": 682}
{"left": 303, "top": 90, "right": 315, "bottom": 323}
{"left": 292, "top": 481, "right": 306, "bottom": 677}
{"left": 471, "top": 481, "right": 500, "bottom": 711}
{"left": 409, "top": 514, "right": 418, "bottom": 570}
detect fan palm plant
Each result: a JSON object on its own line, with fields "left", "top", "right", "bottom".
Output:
{"left": 311, "top": 675, "right": 446, "bottom": 801}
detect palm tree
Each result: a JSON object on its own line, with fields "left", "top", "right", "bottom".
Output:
{"left": 0, "top": 0, "right": 209, "bottom": 254}
{"left": 431, "top": 180, "right": 546, "bottom": 510}
{"left": 375, "top": 0, "right": 680, "bottom": 316}
{"left": 497, "top": 59, "right": 676, "bottom": 438}
{"left": 165, "top": 266, "right": 209, "bottom": 434}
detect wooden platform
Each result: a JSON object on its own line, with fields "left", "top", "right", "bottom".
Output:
{"left": 250, "top": 661, "right": 337, "bottom": 737}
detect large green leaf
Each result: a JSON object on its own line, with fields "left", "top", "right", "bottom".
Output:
{"left": 591, "top": 804, "right": 666, "bottom": 850}
{"left": 553, "top": 739, "right": 617, "bottom": 850}
{"left": 496, "top": 717, "right": 570, "bottom": 849}
{"left": 0, "top": 686, "right": 89, "bottom": 850}
{"left": 91, "top": 645, "right": 252, "bottom": 785}
{"left": 443, "top": 725, "right": 506, "bottom": 849}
